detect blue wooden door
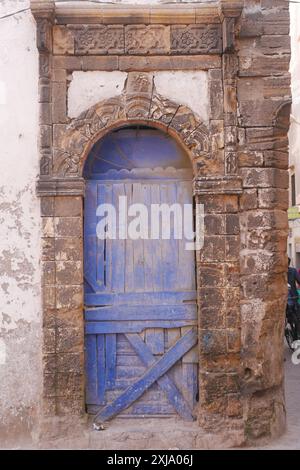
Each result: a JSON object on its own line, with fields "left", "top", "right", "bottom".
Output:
{"left": 84, "top": 176, "right": 198, "bottom": 423}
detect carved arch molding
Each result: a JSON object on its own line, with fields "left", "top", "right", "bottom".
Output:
{"left": 50, "top": 72, "right": 210, "bottom": 182}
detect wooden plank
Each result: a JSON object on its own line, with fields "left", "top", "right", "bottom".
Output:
{"left": 96, "top": 183, "right": 106, "bottom": 291}
{"left": 160, "top": 182, "right": 178, "bottom": 291}
{"left": 86, "top": 320, "right": 197, "bottom": 334}
{"left": 182, "top": 344, "right": 199, "bottom": 363}
{"left": 84, "top": 182, "right": 98, "bottom": 292}
{"left": 111, "top": 183, "right": 125, "bottom": 293}
{"left": 94, "top": 328, "right": 197, "bottom": 424}
{"left": 177, "top": 181, "right": 196, "bottom": 291}
{"left": 124, "top": 183, "right": 134, "bottom": 292}
{"left": 166, "top": 328, "right": 181, "bottom": 350}
{"left": 126, "top": 332, "right": 194, "bottom": 420}
{"left": 85, "top": 335, "right": 98, "bottom": 404}
{"left": 145, "top": 328, "right": 164, "bottom": 355}
{"left": 132, "top": 403, "right": 175, "bottom": 415}
{"left": 97, "top": 334, "right": 106, "bottom": 404}
{"left": 85, "top": 304, "right": 197, "bottom": 321}
{"left": 182, "top": 363, "right": 198, "bottom": 409}
{"left": 150, "top": 184, "right": 163, "bottom": 292}
{"left": 105, "top": 334, "right": 117, "bottom": 389}
{"left": 84, "top": 290, "right": 197, "bottom": 306}
{"left": 132, "top": 183, "right": 145, "bottom": 292}
{"left": 103, "top": 183, "right": 113, "bottom": 291}
{"left": 143, "top": 184, "right": 153, "bottom": 292}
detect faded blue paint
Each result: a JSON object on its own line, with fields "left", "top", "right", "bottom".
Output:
{"left": 84, "top": 126, "right": 198, "bottom": 421}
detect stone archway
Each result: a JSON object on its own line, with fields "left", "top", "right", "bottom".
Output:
{"left": 39, "top": 73, "right": 223, "bottom": 429}
{"left": 51, "top": 72, "right": 210, "bottom": 179}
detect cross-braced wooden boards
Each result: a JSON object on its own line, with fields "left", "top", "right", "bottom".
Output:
{"left": 94, "top": 328, "right": 197, "bottom": 425}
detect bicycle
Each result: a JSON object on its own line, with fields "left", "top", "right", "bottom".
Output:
{"left": 285, "top": 291, "right": 300, "bottom": 351}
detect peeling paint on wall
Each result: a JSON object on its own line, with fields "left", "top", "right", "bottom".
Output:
{"left": 0, "top": 2, "right": 42, "bottom": 445}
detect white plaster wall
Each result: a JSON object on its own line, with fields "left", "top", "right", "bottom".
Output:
{"left": 0, "top": 0, "right": 42, "bottom": 444}
{"left": 68, "top": 71, "right": 127, "bottom": 118}
{"left": 154, "top": 71, "right": 209, "bottom": 122}
{"left": 68, "top": 70, "right": 209, "bottom": 123}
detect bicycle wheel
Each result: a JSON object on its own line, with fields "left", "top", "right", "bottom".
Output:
{"left": 285, "top": 318, "right": 295, "bottom": 351}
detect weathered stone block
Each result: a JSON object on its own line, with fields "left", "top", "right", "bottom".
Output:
{"left": 55, "top": 197, "right": 82, "bottom": 217}
{"left": 118, "top": 55, "right": 221, "bottom": 71}
{"left": 225, "top": 214, "right": 239, "bottom": 235}
{"left": 200, "top": 236, "right": 226, "bottom": 262}
{"left": 171, "top": 24, "right": 222, "bottom": 54}
{"left": 225, "top": 235, "right": 240, "bottom": 262}
{"left": 125, "top": 25, "right": 170, "bottom": 55}
{"left": 82, "top": 56, "right": 119, "bottom": 71}
{"left": 42, "top": 261, "right": 56, "bottom": 286}
{"left": 208, "top": 69, "right": 223, "bottom": 120}
{"left": 54, "top": 217, "right": 83, "bottom": 238}
{"left": 42, "top": 238, "right": 55, "bottom": 261}
{"left": 52, "top": 81, "right": 67, "bottom": 123}
{"left": 198, "top": 264, "right": 225, "bottom": 287}
{"left": 41, "top": 197, "right": 54, "bottom": 217}
{"left": 42, "top": 217, "right": 55, "bottom": 238}
{"left": 199, "top": 287, "right": 225, "bottom": 310}
{"left": 199, "top": 308, "right": 225, "bottom": 329}
{"left": 240, "top": 168, "right": 288, "bottom": 189}
{"left": 55, "top": 237, "right": 83, "bottom": 261}
{"left": 264, "top": 150, "right": 288, "bottom": 170}
{"left": 73, "top": 25, "right": 124, "bottom": 55}
{"left": 39, "top": 78, "right": 51, "bottom": 103}
{"left": 239, "top": 55, "right": 290, "bottom": 77}
{"left": 199, "top": 330, "right": 227, "bottom": 356}
{"left": 53, "top": 26, "right": 75, "bottom": 55}
{"left": 238, "top": 151, "right": 264, "bottom": 168}
{"left": 56, "top": 328, "right": 83, "bottom": 353}
{"left": 240, "top": 189, "right": 258, "bottom": 211}
{"left": 205, "top": 214, "right": 225, "bottom": 235}
{"left": 55, "top": 261, "right": 82, "bottom": 285}
{"left": 56, "top": 286, "right": 83, "bottom": 309}
{"left": 43, "top": 287, "right": 56, "bottom": 310}
{"left": 258, "top": 188, "right": 288, "bottom": 210}
{"left": 57, "top": 352, "right": 83, "bottom": 374}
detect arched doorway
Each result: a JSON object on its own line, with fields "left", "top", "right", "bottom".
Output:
{"left": 83, "top": 125, "right": 198, "bottom": 424}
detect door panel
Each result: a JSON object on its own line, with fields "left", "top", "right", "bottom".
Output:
{"left": 84, "top": 179, "right": 198, "bottom": 421}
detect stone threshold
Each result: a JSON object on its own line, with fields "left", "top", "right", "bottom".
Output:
{"left": 36, "top": 416, "right": 245, "bottom": 450}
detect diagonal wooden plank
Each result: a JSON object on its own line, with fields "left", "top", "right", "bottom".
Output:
{"left": 94, "top": 328, "right": 197, "bottom": 425}
{"left": 125, "top": 332, "right": 195, "bottom": 421}
{"left": 84, "top": 274, "right": 99, "bottom": 293}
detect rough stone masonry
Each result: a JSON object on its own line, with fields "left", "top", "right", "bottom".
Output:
{"left": 0, "top": 0, "right": 291, "bottom": 448}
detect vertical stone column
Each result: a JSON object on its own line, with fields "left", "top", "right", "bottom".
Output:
{"left": 194, "top": 177, "right": 243, "bottom": 439}
{"left": 40, "top": 193, "right": 85, "bottom": 417}
{"left": 32, "top": 1, "right": 85, "bottom": 418}
{"left": 236, "top": 0, "right": 291, "bottom": 443}
{"left": 31, "top": 1, "right": 54, "bottom": 179}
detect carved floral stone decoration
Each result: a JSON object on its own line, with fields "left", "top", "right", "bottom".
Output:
{"left": 53, "top": 73, "right": 210, "bottom": 178}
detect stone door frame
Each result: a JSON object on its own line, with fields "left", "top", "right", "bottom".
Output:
{"left": 32, "top": 0, "right": 244, "bottom": 433}
{"left": 31, "top": 0, "right": 292, "bottom": 444}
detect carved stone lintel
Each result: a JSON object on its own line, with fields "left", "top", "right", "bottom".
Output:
{"left": 193, "top": 176, "right": 242, "bottom": 195}
{"left": 171, "top": 25, "right": 222, "bottom": 54}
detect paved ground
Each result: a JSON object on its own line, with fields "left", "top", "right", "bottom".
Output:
{"left": 3, "top": 345, "right": 300, "bottom": 449}
{"left": 258, "top": 345, "right": 300, "bottom": 449}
